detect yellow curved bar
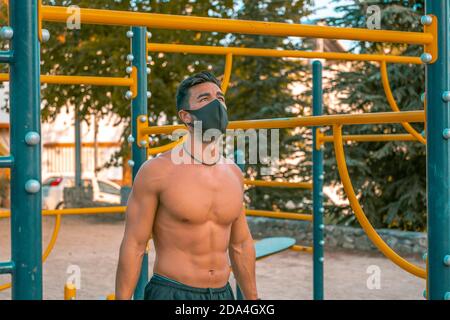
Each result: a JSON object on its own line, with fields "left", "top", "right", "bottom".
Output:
{"left": 245, "top": 209, "right": 312, "bottom": 221}
{"left": 43, "top": 214, "right": 62, "bottom": 261}
{"left": 148, "top": 43, "right": 422, "bottom": 65}
{"left": 244, "top": 179, "right": 312, "bottom": 189}
{"left": 147, "top": 135, "right": 187, "bottom": 156}
{"left": 380, "top": 61, "right": 426, "bottom": 144}
{"left": 221, "top": 53, "right": 233, "bottom": 93}
{"left": 332, "top": 124, "right": 426, "bottom": 279}
{"left": 0, "top": 213, "right": 63, "bottom": 292}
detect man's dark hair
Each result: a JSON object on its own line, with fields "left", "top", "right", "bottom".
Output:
{"left": 176, "top": 71, "right": 222, "bottom": 112}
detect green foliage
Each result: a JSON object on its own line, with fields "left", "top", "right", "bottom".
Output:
{"left": 37, "top": 0, "right": 315, "bottom": 215}
{"left": 324, "top": 0, "right": 426, "bottom": 231}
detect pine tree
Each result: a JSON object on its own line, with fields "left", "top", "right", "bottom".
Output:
{"left": 324, "top": 0, "right": 426, "bottom": 230}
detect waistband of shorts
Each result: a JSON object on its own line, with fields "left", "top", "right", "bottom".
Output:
{"left": 150, "top": 273, "right": 232, "bottom": 294}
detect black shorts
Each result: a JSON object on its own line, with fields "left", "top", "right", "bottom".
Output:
{"left": 144, "top": 274, "right": 235, "bottom": 300}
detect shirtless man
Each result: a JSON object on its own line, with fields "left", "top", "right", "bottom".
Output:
{"left": 115, "top": 71, "right": 258, "bottom": 300}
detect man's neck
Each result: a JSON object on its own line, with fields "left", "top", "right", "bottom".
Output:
{"left": 184, "top": 131, "right": 221, "bottom": 165}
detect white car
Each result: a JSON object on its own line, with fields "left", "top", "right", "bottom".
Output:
{"left": 42, "top": 175, "right": 122, "bottom": 210}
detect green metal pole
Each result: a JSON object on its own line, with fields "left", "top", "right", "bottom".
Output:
{"left": 130, "top": 26, "right": 149, "bottom": 300}
{"left": 425, "top": 0, "right": 450, "bottom": 300}
{"left": 312, "top": 60, "right": 324, "bottom": 300}
{"left": 9, "top": 0, "right": 43, "bottom": 300}
{"left": 75, "top": 106, "right": 82, "bottom": 187}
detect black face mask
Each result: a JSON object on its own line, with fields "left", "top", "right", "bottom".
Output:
{"left": 184, "top": 99, "right": 229, "bottom": 135}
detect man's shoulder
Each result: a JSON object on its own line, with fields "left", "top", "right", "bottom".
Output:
{"left": 139, "top": 152, "right": 176, "bottom": 176}
{"left": 221, "top": 157, "right": 244, "bottom": 180}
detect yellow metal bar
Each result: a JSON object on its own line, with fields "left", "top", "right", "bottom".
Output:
{"left": 1, "top": 207, "right": 125, "bottom": 218}
{"left": 321, "top": 133, "right": 418, "bottom": 143}
{"left": 43, "top": 206, "right": 126, "bottom": 216}
{"left": 244, "top": 179, "right": 312, "bottom": 189}
{"left": 38, "top": 0, "right": 43, "bottom": 42}
{"left": 140, "top": 111, "right": 425, "bottom": 135}
{"left": 0, "top": 73, "right": 133, "bottom": 87}
{"left": 221, "top": 53, "right": 233, "bottom": 93}
{"left": 64, "top": 283, "right": 77, "bottom": 300}
{"left": 148, "top": 43, "right": 422, "bottom": 65}
{"left": 0, "top": 213, "right": 62, "bottom": 292}
{"left": 423, "top": 15, "right": 438, "bottom": 63}
{"left": 332, "top": 124, "right": 426, "bottom": 279}
{"left": 42, "top": 214, "right": 62, "bottom": 261}
{"left": 148, "top": 135, "right": 187, "bottom": 156}
{"left": 41, "top": 6, "right": 433, "bottom": 45}
{"left": 245, "top": 209, "right": 312, "bottom": 222}
{"left": 291, "top": 245, "right": 313, "bottom": 253}
{"left": 380, "top": 61, "right": 426, "bottom": 144}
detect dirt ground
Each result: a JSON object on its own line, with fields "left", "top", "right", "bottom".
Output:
{"left": 0, "top": 214, "right": 426, "bottom": 300}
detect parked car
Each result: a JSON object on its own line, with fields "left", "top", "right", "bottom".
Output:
{"left": 42, "top": 175, "right": 122, "bottom": 210}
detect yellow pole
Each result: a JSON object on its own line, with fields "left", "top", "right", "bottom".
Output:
{"left": 245, "top": 209, "right": 312, "bottom": 221}
{"left": 221, "top": 53, "right": 233, "bottom": 93}
{"left": 41, "top": 6, "right": 433, "bottom": 45}
{"left": 64, "top": 283, "right": 77, "bottom": 300}
{"left": 244, "top": 179, "right": 312, "bottom": 189}
{"left": 0, "top": 73, "right": 133, "bottom": 87}
{"left": 320, "top": 133, "right": 418, "bottom": 143}
{"left": 379, "top": 61, "right": 426, "bottom": 144}
{"left": 148, "top": 43, "right": 422, "bottom": 65}
{"left": 140, "top": 110, "right": 425, "bottom": 135}
{"left": 332, "top": 124, "right": 426, "bottom": 279}
{"left": 148, "top": 135, "right": 187, "bottom": 156}
{"left": 291, "top": 245, "right": 313, "bottom": 253}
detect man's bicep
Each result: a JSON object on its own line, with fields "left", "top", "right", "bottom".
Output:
{"left": 229, "top": 208, "right": 253, "bottom": 246}
{"left": 123, "top": 164, "right": 159, "bottom": 247}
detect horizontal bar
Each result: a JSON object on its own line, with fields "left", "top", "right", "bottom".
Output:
{"left": 246, "top": 209, "right": 312, "bottom": 222}
{"left": 322, "top": 133, "right": 418, "bottom": 143}
{"left": 148, "top": 43, "right": 422, "bottom": 65}
{"left": 290, "top": 245, "right": 313, "bottom": 253}
{"left": 0, "top": 51, "right": 13, "bottom": 63}
{"left": 42, "top": 6, "right": 433, "bottom": 45}
{"left": 0, "top": 261, "right": 15, "bottom": 275}
{"left": 0, "top": 206, "right": 126, "bottom": 218}
{"left": 43, "top": 207, "right": 126, "bottom": 216}
{"left": 244, "top": 179, "right": 312, "bottom": 189}
{"left": 143, "top": 111, "right": 425, "bottom": 135}
{"left": 0, "top": 73, "right": 132, "bottom": 87}
{"left": 1, "top": 207, "right": 312, "bottom": 222}
{"left": 0, "top": 155, "right": 13, "bottom": 168}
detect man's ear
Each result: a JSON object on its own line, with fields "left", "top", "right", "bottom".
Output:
{"left": 178, "top": 109, "right": 193, "bottom": 124}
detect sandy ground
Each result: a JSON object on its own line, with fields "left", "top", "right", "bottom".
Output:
{"left": 0, "top": 214, "right": 426, "bottom": 300}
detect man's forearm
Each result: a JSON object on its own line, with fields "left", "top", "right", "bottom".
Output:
{"left": 229, "top": 239, "right": 258, "bottom": 300}
{"left": 115, "top": 241, "right": 145, "bottom": 300}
